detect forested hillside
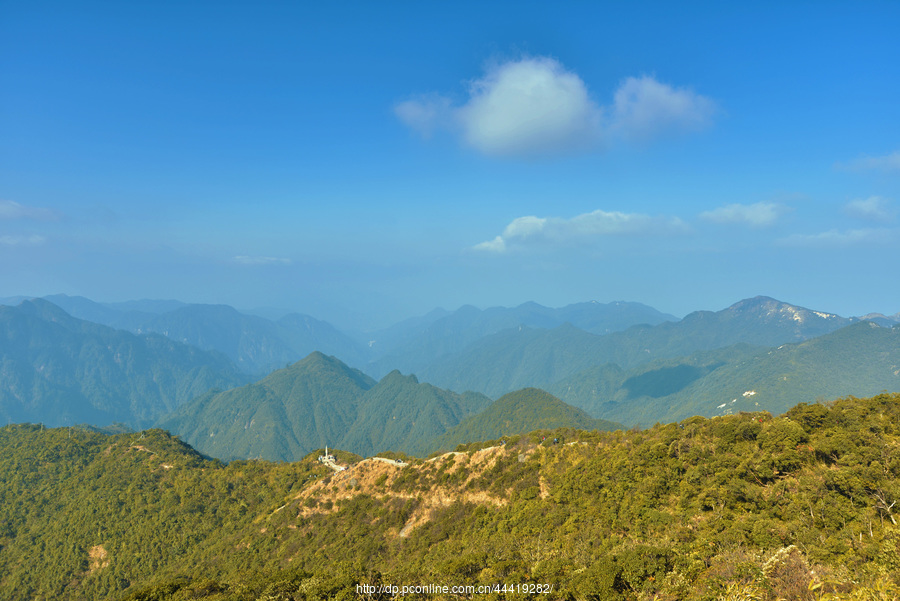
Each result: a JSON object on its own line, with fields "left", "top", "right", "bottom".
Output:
{"left": 552, "top": 321, "right": 900, "bottom": 426}
{"left": 0, "top": 299, "right": 245, "bottom": 429}
{"left": 2, "top": 394, "right": 899, "bottom": 600}
{"left": 158, "top": 353, "right": 493, "bottom": 461}
{"left": 339, "top": 370, "right": 493, "bottom": 457}
{"left": 429, "top": 387, "right": 621, "bottom": 452}
{"left": 158, "top": 352, "right": 376, "bottom": 461}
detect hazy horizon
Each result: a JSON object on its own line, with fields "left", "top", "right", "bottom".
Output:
{"left": 4, "top": 291, "right": 898, "bottom": 337}
{"left": 2, "top": 2, "right": 898, "bottom": 329}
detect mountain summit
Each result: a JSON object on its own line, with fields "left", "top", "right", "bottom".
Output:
{"left": 430, "top": 388, "right": 621, "bottom": 452}
{"left": 158, "top": 351, "right": 375, "bottom": 461}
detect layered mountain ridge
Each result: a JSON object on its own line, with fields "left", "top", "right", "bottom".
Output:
{"left": 2, "top": 293, "right": 898, "bottom": 463}
{"left": 417, "top": 295, "right": 858, "bottom": 398}
{"left": 0, "top": 299, "right": 245, "bottom": 428}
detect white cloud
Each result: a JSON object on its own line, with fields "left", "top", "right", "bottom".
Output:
{"left": 611, "top": 76, "right": 717, "bottom": 142}
{"left": 455, "top": 57, "right": 604, "bottom": 157}
{"left": 233, "top": 255, "right": 292, "bottom": 266}
{"left": 395, "top": 57, "right": 717, "bottom": 158}
{"left": 0, "top": 200, "right": 59, "bottom": 221}
{"left": 838, "top": 151, "right": 900, "bottom": 172}
{"left": 778, "top": 228, "right": 898, "bottom": 247}
{"left": 0, "top": 234, "right": 46, "bottom": 246}
{"left": 473, "top": 209, "right": 686, "bottom": 252}
{"left": 699, "top": 202, "right": 787, "bottom": 227}
{"left": 844, "top": 196, "right": 896, "bottom": 222}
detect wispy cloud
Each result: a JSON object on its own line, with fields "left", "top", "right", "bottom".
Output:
{"left": 836, "top": 151, "right": 900, "bottom": 173}
{"left": 699, "top": 202, "right": 788, "bottom": 227}
{"left": 472, "top": 209, "right": 687, "bottom": 253}
{"left": 395, "top": 57, "right": 717, "bottom": 158}
{"left": 778, "top": 227, "right": 898, "bottom": 247}
{"left": 394, "top": 94, "right": 453, "bottom": 139}
{"left": 0, "top": 200, "right": 60, "bottom": 221}
{"left": 0, "top": 234, "right": 46, "bottom": 246}
{"left": 472, "top": 236, "right": 507, "bottom": 253}
{"left": 844, "top": 196, "right": 896, "bottom": 222}
{"left": 610, "top": 75, "right": 718, "bottom": 142}
{"left": 233, "top": 255, "right": 292, "bottom": 266}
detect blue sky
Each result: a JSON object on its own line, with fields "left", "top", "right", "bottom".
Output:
{"left": 1, "top": 1, "right": 899, "bottom": 329}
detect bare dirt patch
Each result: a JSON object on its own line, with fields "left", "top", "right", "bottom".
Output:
{"left": 88, "top": 545, "right": 109, "bottom": 573}
{"left": 290, "top": 449, "right": 509, "bottom": 536}
{"left": 291, "top": 458, "right": 407, "bottom": 517}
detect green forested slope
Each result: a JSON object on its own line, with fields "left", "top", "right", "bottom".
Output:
{"left": 0, "top": 425, "right": 330, "bottom": 601}
{"left": 0, "top": 299, "right": 244, "bottom": 429}
{"left": 338, "top": 370, "right": 492, "bottom": 457}
{"left": 3, "top": 394, "right": 900, "bottom": 600}
{"left": 552, "top": 322, "right": 900, "bottom": 427}
{"left": 159, "top": 354, "right": 491, "bottom": 461}
{"left": 158, "top": 352, "right": 376, "bottom": 461}
{"left": 429, "top": 387, "right": 622, "bottom": 452}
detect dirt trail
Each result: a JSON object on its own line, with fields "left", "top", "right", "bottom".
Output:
{"left": 290, "top": 446, "right": 510, "bottom": 537}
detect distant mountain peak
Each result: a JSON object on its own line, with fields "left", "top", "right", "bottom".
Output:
{"left": 383, "top": 369, "right": 419, "bottom": 385}
{"left": 727, "top": 296, "right": 782, "bottom": 311}
{"left": 16, "top": 297, "right": 76, "bottom": 323}
{"left": 726, "top": 296, "right": 841, "bottom": 323}
{"left": 516, "top": 300, "right": 545, "bottom": 309}
{"left": 294, "top": 350, "right": 355, "bottom": 371}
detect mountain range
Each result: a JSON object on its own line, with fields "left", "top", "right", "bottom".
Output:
{"left": 33, "top": 294, "right": 369, "bottom": 374}
{"left": 2, "top": 293, "right": 899, "bottom": 462}
{"left": 416, "top": 296, "right": 857, "bottom": 398}
{"left": 363, "top": 299, "right": 678, "bottom": 378}
{"left": 2, "top": 294, "right": 682, "bottom": 379}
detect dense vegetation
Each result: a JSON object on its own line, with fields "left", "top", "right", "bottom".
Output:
{"left": 161, "top": 320, "right": 899, "bottom": 464}
{"left": 430, "top": 388, "right": 621, "bottom": 452}
{"left": 2, "top": 393, "right": 900, "bottom": 600}
{"left": 0, "top": 425, "right": 331, "bottom": 601}
{"left": 160, "top": 353, "right": 492, "bottom": 461}
{"left": 8, "top": 296, "right": 898, "bottom": 443}
{"left": 339, "top": 371, "right": 492, "bottom": 457}
{"left": 159, "top": 352, "right": 375, "bottom": 461}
